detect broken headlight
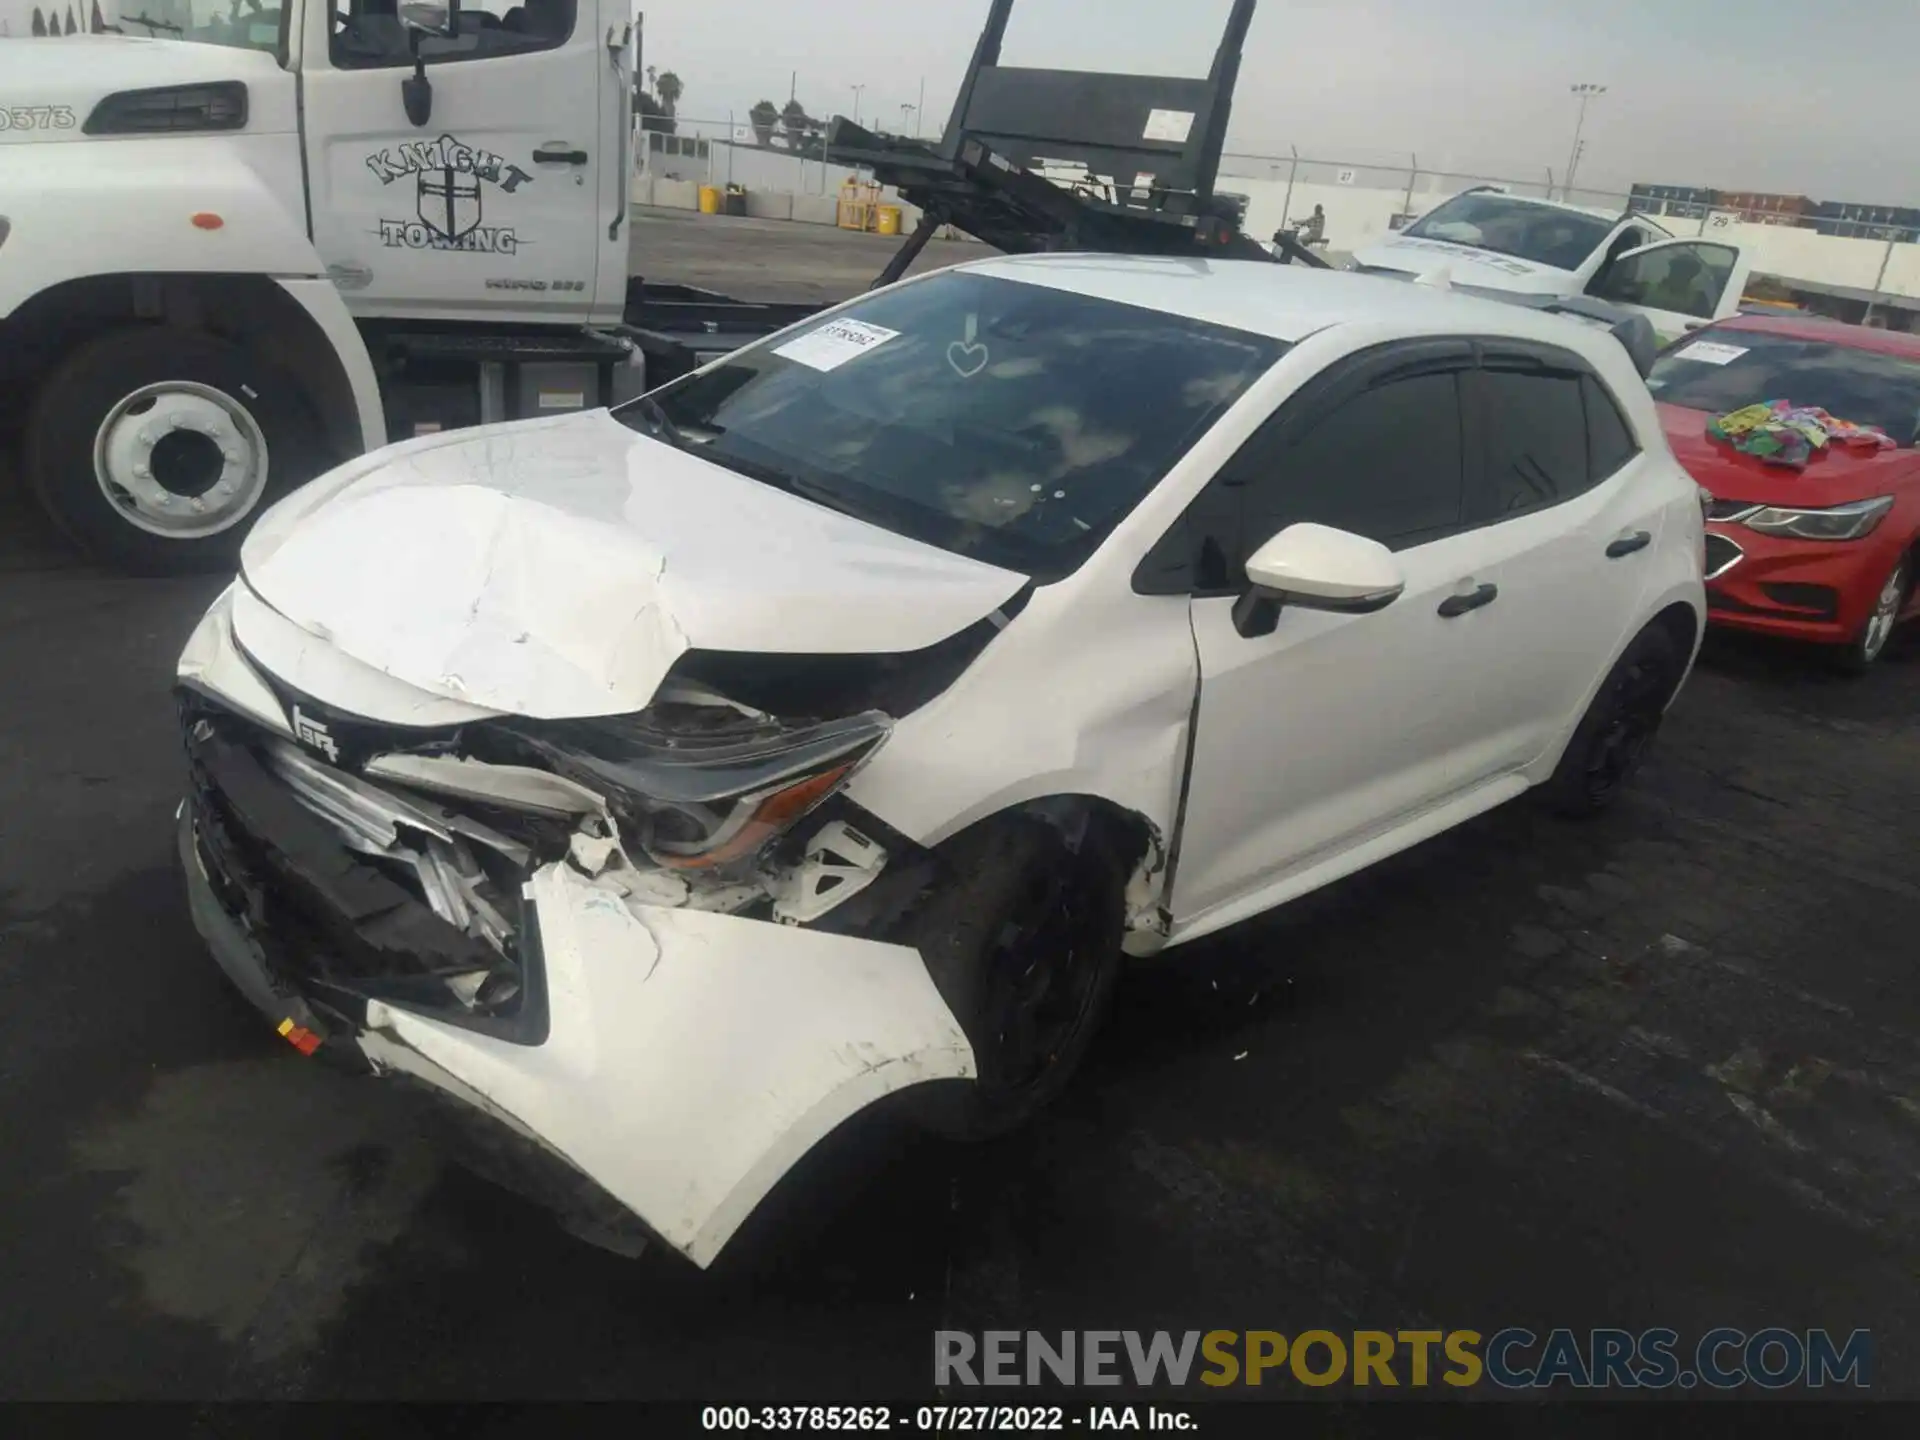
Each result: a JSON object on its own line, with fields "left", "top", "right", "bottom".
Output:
{"left": 502, "top": 705, "right": 892, "bottom": 871}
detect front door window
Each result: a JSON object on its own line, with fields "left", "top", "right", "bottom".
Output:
{"left": 1598, "top": 243, "right": 1738, "bottom": 320}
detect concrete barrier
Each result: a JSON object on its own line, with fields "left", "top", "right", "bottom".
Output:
{"left": 652, "top": 178, "right": 702, "bottom": 211}
{"left": 792, "top": 193, "right": 840, "bottom": 227}
{"left": 744, "top": 190, "right": 794, "bottom": 222}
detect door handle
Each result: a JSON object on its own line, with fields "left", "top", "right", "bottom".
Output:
{"left": 534, "top": 145, "right": 590, "bottom": 165}
{"left": 1437, "top": 583, "right": 1498, "bottom": 618}
{"left": 1606, "top": 531, "right": 1653, "bottom": 558}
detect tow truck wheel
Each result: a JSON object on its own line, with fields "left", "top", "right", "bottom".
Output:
{"left": 25, "top": 327, "right": 330, "bottom": 575}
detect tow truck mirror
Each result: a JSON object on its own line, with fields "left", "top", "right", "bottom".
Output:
{"left": 398, "top": 1, "right": 461, "bottom": 128}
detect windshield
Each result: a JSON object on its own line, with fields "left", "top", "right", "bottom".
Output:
{"left": 622, "top": 270, "right": 1286, "bottom": 581}
{"left": 1403, "top": 193, "right": 1615, "bottom": 271}
{"left": 1648, "top": 328, "right": 1920, "bottom": 447}
{"left": 90, "top": 1, "right": 282, "bottom": 51}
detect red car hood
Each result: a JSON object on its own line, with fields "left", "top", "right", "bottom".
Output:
{"left": 1657, "top": 403, "right": 1920, "bottom": 506}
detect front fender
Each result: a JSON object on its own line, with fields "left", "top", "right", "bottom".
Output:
{"left": 847, "top": 580, "right": 1197, "bottom": 862}
{"left": 0, "top": 134, "right": 324, "bottom": 320}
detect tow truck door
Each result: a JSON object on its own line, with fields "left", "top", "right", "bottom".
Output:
{"left": 297, "top": 0, "right": 611, "bottom": 324}
{"left": 1586, "top": 238, "right": 1753, "bottom": 349}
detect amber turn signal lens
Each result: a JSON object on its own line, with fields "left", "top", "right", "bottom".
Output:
{"left": 655, "top": 764, "right": 855, "bottom": 870}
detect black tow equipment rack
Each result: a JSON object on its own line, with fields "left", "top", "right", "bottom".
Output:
{"left": 822, "top": 0, "right": 1330, "bottom": 289}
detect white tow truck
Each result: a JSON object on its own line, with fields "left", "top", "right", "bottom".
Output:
{"left": 0, "top": 0, "right": 820, "bottom": 572}
{"left": 1349, "top": 187, "right": 1755, "bottom": 348}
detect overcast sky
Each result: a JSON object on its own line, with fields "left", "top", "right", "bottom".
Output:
{"left": 636, "top": 0, "right": 1913, "bottom": 205}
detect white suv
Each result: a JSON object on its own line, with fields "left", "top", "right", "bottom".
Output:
{"left": 176, "top": 256, "right": 1707, "bottom": 1267}
{"left": 1351, "top": 188, "right": 1753, "bottom": 347}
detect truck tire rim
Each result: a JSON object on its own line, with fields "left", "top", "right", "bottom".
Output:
{"left": 1861, "top": 564, "right": 1905, "bottom": 663}
{"left": 92, "top": 382, "right": 271, "bottom": 540}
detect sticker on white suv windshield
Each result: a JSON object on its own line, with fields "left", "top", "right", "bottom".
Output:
{"left": 774, "top": 319, "right": 901, "bottom": 372}
{"left": 1672, "top": 341, "right": 1749, "bottom": 366}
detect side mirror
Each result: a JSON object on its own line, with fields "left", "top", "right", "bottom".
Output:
{"left": 399, "top": 0, "right": 461, "bottom": 128}
{"left": 1232, "top": 523, "right": 1405, "bottom": 638}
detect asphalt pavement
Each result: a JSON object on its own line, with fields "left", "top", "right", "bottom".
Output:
{"left": 2, "top": 213, "right": 1918, "bottom": 1400}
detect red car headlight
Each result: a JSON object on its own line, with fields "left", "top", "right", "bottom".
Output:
{"left": 1737, "top": 495, "right": 1894, "bottom": 542}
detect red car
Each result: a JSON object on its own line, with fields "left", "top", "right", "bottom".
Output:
{"left": 1649, "top": 314, "right": 1920, "bottom": 670}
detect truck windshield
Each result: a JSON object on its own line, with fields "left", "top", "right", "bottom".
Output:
{"left": 1648, "top": 329, "right": 1920, "bottom": 446}
{"left": 102, "top": 2, "right": 282, "bottom": 52}
{"left": 621, "top": 270, "right": 1286, "bottom": 581}
{"left": 1403, "top": 193, "right": 1616, "bottom": 272}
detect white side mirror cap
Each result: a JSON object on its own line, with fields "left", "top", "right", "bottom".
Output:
{"left": 1245, "top": 522, "right": 1406, "bottom": 613}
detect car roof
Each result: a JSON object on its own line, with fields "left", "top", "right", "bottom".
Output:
{"left": 1710, "top": 311, "right": 1920, "bottom": 360}
{"left": 954, "top": 253, "right": 1623, "bottom": 354}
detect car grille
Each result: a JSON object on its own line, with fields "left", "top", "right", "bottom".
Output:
{"left": 1706, "top": 498, "right": 1759, "bottom": 522}
{"left": 1704, "top": 533, "right": 1743, "bottom": 579}
{"left": 180, "top": 692, "right": 547, "bottom": 1040}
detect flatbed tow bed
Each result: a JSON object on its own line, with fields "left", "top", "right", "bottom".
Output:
{"left": 625, "top": 0, "right": 1325, "bottom": 389}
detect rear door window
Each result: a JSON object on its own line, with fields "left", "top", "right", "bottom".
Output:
{"left": 1472, "top": 364, "right": 1590, "bottom": 520}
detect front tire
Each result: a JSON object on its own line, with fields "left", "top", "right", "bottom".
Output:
{"left": 1544, "top": 623, "right": 1683, "bottom": 818}
{"left": 24, "top": 327, "right": 331, "bottom": 575}
{"left": 1832, "top": 556, "right": 1908, "bottom": 674}
{"left": 905, "top": 814, "right": 1127, "bottom": 1140}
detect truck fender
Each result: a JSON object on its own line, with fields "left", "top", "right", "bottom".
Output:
{"left": 0, "top": 137, "right": 324, "bottom": 319}
{"left": 0, "top": 141, "right": 386, "bottom": 452}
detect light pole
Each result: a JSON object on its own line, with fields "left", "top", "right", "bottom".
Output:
{"left": 1563, "top": 83, "right": 1606, "bottom": 200}
{"left": 901, "top": 102, "right": 915, "bottom": 136}
{"left": 850, "top": 84, "right": 866, "bottom": 128}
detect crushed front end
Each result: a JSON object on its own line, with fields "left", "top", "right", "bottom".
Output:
{"left": 175, "top": 586, "right": 977, "bottom": 1267}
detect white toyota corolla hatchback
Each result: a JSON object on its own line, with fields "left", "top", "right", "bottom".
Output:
{"left": 176, "top": 257, "right": 1707, "bottom": 1265}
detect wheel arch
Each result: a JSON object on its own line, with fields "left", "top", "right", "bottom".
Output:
{"left": 925, "top": 793, "right": 1170, "bottom": 952}
{"left": 1526, "top": 594, "right": 1703, "bottom": 788}
{"left": 1648, "top": 598, "right": 1703, "bottom": 690}
{"left": 0, "top": 273, "right": 368, "bottom": 463}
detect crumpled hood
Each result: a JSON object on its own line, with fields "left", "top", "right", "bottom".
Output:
{"left": 239, "top": 411, "right": 1030, "bottom": 720}
{"left": 1350, "top": 236, "right": 1576, "bottom": 295}
{"left": 0, "top": 36, "right": 286, "bottom": 146}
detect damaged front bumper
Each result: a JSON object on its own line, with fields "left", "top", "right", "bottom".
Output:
{"left": 176, "top": 621, "right": 976, "bottom": 1269}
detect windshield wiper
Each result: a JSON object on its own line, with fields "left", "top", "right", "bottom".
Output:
{"left": 684, "top": 445, "right": 890, "bottom": 529}
{"left": 626, "top": 395, "right": 690, "bottom": 449}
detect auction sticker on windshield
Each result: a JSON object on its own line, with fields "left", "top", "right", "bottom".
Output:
{"left": 1672, "top": 341, "right": 1749, "bottom": 366}
{"left": 774, "top": 319, "right": 901, "bottom": 372}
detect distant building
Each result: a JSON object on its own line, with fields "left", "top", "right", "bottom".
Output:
{"left": 1632, "top": 180, "right": 1919, "bottom": 242}
{"left": 1810, "top": 201, "right": 1920, "bottom": 243}
{"left": 1628, "top": 183, "right": 1715, "bottom": 221}
{"left": 1711, "top": 191, "right": 1813, "bottom": 226}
